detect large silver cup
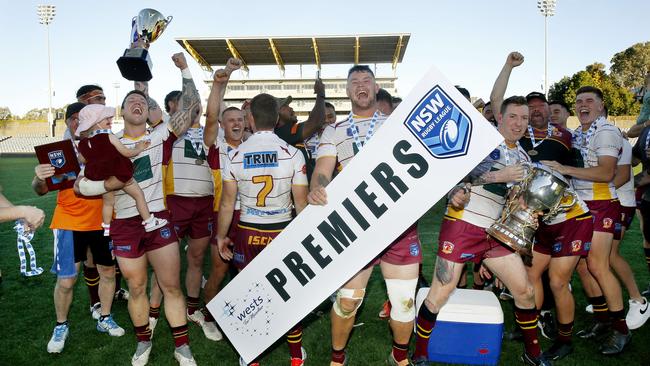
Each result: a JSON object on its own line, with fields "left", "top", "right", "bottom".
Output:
{"left": 486, "top": 165, "right": 576, "bottom": 257}
{"left": 116, "top": 9, "right": 173, "bottom": 81}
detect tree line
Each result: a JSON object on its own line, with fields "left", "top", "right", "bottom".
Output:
{"left": 549, "top": 42, "right": 650, "bottom": 116}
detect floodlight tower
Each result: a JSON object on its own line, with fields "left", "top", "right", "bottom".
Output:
{"left": 37, "top": 4, "right": 56, "bottom": 137}
{"left": 537, "top": 0, "right": 556, "bottom": 96}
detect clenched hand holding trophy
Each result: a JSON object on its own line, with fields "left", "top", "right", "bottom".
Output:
{"left": 116, "top": 8, "right": 173, "bottom": 81}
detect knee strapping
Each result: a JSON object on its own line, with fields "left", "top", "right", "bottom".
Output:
{"left": 333, "top": 288, "right": 365, "bottom": 318}
{"left": 386, "top": 278, "right": 418, "bottom": 322}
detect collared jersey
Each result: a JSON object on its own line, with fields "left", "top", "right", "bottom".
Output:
{"left": 446, "top": 144, "right": 531, "bottom": 228}
{"left": 224, "top": 131, "right": 307, "bottom": 224}
{"left": 114, "top": 123, "right": 176, "bottom": 219}
{"left": 519, "top": 123, "right": 573, "bottom": 165}
{"left": 317, "top": 113, "right": 388, "bottom": 169}
{"left": 163, "top": 127, "right": 215, "bottom": 197}
{"left": 519, "top": 123, "right": 588, "bottom": 224}
{"left": 571, "top": 118, "right": 622, "bottom": 201}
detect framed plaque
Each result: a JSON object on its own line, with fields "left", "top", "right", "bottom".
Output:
{"left": 34, "top": 140, "right": 81, "bottom": 191}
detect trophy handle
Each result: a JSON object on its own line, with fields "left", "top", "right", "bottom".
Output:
{"left": 545, "top": 190, "right": 577, "bottom": 221}
{"left": 166, "top": 15, "right": 173, "bottom": 24}
{"left": 557, "top": 190, "right": 576, "bottom": 211}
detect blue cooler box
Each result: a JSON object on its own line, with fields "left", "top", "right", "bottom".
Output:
{"left": 415, "top": 288, "right": 503, "bottom": 365}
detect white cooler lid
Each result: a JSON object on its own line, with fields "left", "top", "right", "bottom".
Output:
{"left": 415, "top": 288, "right": 504, "bottom": 325}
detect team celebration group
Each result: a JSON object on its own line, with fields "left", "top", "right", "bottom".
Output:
{"left": 5, "top": 46, "right": 650, "bottom": 366}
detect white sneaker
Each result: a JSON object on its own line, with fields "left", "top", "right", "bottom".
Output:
{"left": 585, "top": 304, "right": 594, "bottom": 314}
{"left": 47, "top": 323, "right": 69, "bottom": 353}
{"left": 115, "top": 288, "right": 130, "bottom": 301}
{"left": 187, "top": 309, "right": 206, "bottom": 325}
{"left": 142, "top": 215, "right": 168, "bottom": 232}
{"left": 174, "top": 344, "right": 198, "bottom": 366}
{"left": 149, "top": 317, "right": 158, "bottom": 339}
{"left": 202, "top": 320, "right": 223, "bottom": 341}
{"left": 97, "top": 314, "right": 125, "bottom": 337}
{"left": 131, "top": 341, "right": 152, "bottom": 366}
{"left": 626, "top": 297, "right": 650, "bottom": 330}
{"left": 90, "top": 302, "right": 101, "bottom": 320}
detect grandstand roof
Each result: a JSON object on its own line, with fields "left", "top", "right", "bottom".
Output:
{"left": 176, "top": 33, "right": 410, "bottom": 73}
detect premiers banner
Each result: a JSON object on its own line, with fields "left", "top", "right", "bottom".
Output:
{"left": 208, "top": 66, "right": 504, "bottom": 363}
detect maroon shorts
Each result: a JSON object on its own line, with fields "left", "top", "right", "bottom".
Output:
{"left": 614, "top": 205, "right": 636, "bottom": 240}
{"left": 166, "top": 195, "right": 214, "bottom": 239}
{"left": 534, "top": 214, "right": 592, "bottom": 257}
{"left": 585, "top": 199, "right": 620, "bottom": 234}
{"left": 211, "top": 210, "right": 241, "bottom": 245}
{"left": 437, "top": 218, "right": 513, "bottom": 264}
{"left": 111, "top": 210, "right": 178, "bottom": 258}
{"left": 365, "top": 224, "right": 422, "bottom": 268}
{"left": 233, "top": 220, "right": 289, "bottom": 271}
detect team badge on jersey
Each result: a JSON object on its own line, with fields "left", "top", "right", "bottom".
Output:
{"left": 404, "top": 86, "right": 472, "bottom": 159}
{"left": 603, "top": 217, "right": 613, "bottom": 229}
{"left": 48, "top": 150, "right": 66, "bottom": 168}
{"left": 489, "top": 149, "right": 500, "bottom": 160}
{"left": 571, "top": 240, "right": 582, "bottom": 252}
{"left": 441, "top": 241, "right": 454, "bottom": 254}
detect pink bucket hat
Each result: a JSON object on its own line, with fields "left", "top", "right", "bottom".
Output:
{"left": 75, "top": 104, "right": 115, "bottom": 136}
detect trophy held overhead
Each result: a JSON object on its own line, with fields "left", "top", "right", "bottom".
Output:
{"left": 116, "top": 8, "right": 173, "bottom": 81}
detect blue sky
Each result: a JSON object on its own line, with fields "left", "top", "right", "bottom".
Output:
{"left": 1, "top": 0, "right": 648, "bottom": 116}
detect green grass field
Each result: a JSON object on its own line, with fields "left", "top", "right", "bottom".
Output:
{"left": 1, "top": 156, "right": 649, "bottom": 365}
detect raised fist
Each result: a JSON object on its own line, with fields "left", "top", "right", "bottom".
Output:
{"left": 172, "top": 53, "right": 188, "bottom": 70}
{"left": 225, "top": 58, "right": 242, "bottom": 73}
{"left": 506, "top": 52, "right": 524, "bottom": 68}
{"left": 314, "top": 78, "right": 325, "bottom": 96}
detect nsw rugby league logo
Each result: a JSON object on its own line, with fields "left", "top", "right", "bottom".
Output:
{"left": 48, "top": 150, "right": 66, "bottom": 168}
{"left": 404, "top": 86, "right": 472, "bottom": 159}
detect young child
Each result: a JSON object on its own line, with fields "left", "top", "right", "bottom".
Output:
{"left": 75, "top": 104, "right": 167, "bottom": 235}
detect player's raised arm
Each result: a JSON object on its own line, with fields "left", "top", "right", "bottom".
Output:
{"left": 168, "top": 53, "right": 201, "bottom": 137}
{"left": 299, "top": 78, "right": 327, "bottom": 139}
{"left": 204, "top": 58, "right": 242, "bottom": 146}
{"left": 490, "top": 52, "right": 524, "bottom": 117}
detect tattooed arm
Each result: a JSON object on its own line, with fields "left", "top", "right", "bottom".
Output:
{"left": 204, "top": 58, "right": 242, "bottom": 146}
{"left": 307, "top": 155, "right": 336, "bottom": 206}
{"left": 168, "top": 53, "right": 201, "bottom": 137}
{"left": 489, "top": 51, "right": 523, "bottom": 117}
{"left": 471, "top": 164, "right": 525, "bottom": 185}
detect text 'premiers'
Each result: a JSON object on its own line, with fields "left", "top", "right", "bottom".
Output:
{"left": 265, "top": 140, "right": 428, "bottom": 301}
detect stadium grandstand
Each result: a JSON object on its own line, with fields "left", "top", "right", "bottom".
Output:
{"left": 176, "top": 33, "right": 410, "bottom": 117}
{"left": 0, "top": 121, "right": 64, "bottom": 156}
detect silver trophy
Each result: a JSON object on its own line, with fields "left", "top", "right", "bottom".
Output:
{"left": 116, "top": 9, "right": 173, "bottom": 81}
{"left": 486, "top": 164, "right": 576, "bottom": 257}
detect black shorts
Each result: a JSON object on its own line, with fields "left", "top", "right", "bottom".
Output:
{"left": 73, "top": 230, "right": 114, "bottom": 266}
